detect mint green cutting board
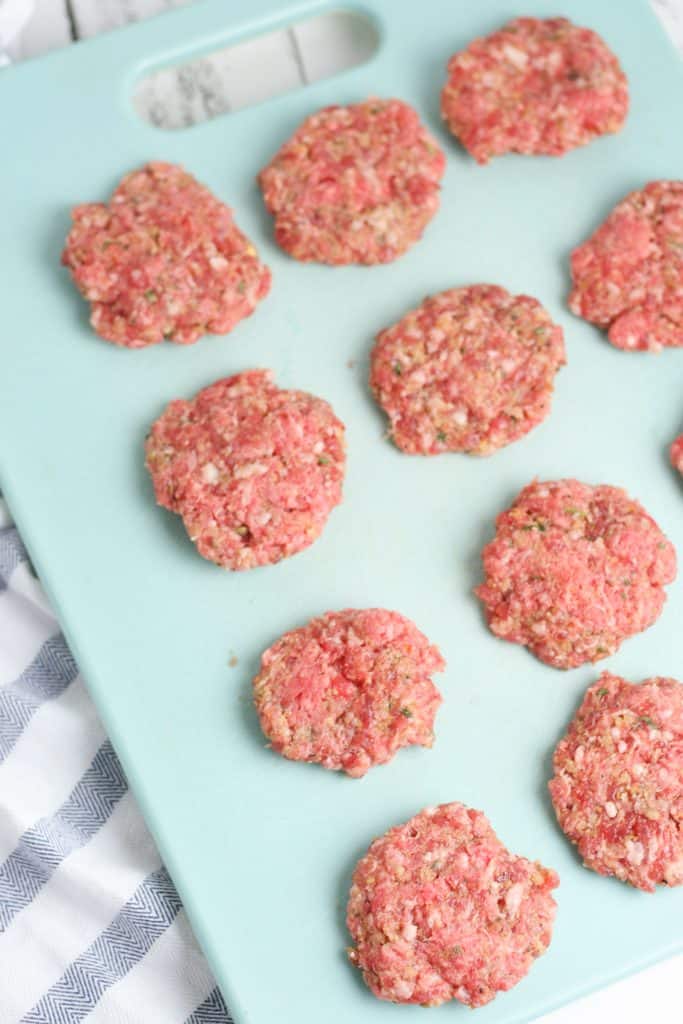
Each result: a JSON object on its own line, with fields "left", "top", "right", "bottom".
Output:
{"left": 1, "top": 1, "right": 682, "bottom": 1021}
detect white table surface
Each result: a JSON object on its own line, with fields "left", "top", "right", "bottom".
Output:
{"left": 4, "top": 1, "right": 683, "bottom": 1021}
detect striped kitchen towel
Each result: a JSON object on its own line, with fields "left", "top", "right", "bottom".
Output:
{"left": 0, "top": 495, "right": 232, "bottom": 1023}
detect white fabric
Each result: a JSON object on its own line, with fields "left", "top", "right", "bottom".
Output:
{"left": 0, "top": 0, "right": 34, "bottom": 63}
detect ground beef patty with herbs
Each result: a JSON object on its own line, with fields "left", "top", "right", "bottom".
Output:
{"left": 258, "top": 98, "right": 445, "bottom": 264}
{"left": 347, "top": 802, "right": 558, "bottom": 1007}
{"left": 549, "top": 672, "right": 683, "bottom": 892}
{"left": 671, "top": 434, "right": 683, "bottom": 476}
{"left": 63, "top": 162, "right": 270, "bottom": 348}
{"left": 253, "top": 609, "right": 444, "bottom": 777}
{"left": 476, "top": 479, "right": 676, "bottom": 669}
{"left": 370, "top": 284, "right": 565, "bottom": 455}
{"left": 569, "top": 180, "right": 683, "bottom": 352}
{"left": 145, "top": 370, "right": 345, "bottom": 570}
{"left": 441, "top": 17, "right": 628, "bottom": 164}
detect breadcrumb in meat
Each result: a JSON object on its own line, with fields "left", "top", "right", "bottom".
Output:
{"left": 258, "top": 98, "right": 445, "bottom": 265}
{"left": 62, "top": 162, "right": 270, "bottom": 348}
{"left": 370, "top": 284, "right": 565, "bottom": 455}
{"left": 144, "top": 370, "right": 345, "bottom": 570}
{"left": 347, "top": 802, "right": 558, "bottom": 1006}
{"left": 441, "top": 17, "right": 628, "bottom": 164}
{"left": 253, "top": 609, "right": 444, "bottom": 777}
{"left": 476, "top": 479, "right": 676, "bottom": 669}
{"left": 549, "top": 672, "right": 683, "bottom": 891}
{"left": 569, "top": 181, "right": 683, "bottom": 352}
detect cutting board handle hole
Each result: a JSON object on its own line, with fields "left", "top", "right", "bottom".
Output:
{"left": 133, "top": 10, "right": 379, "bottom": 131}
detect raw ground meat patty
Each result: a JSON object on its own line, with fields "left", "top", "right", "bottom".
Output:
{"left": 145, "top": 370, "right": 345, "bottom": 570}
{"left": 62, "top": 162, "right": 271, "bottom": 348}
{"left": 252, "top": 609, "right": 444, "bottom": 777}
{"left": 476, "top": 479, "right": 676, "bottom": 669}
{"left": 347, "top": 802, "right": 558, "bottom": 1007}
{"left": 671, "top": 435, "right": 683, "bottom": 475}
{"left": 569, "top": 181, "right": 683, "bottom": 352}
{"left": 549, "top": 672, "right": 683, "bottom": 892}
{"left": 258, "top": 98, "right": 445, "bottom": 264}
{"left": 441, "top": 17, "right": 628, "bottom": 164}
{"left": 369, "top": 284, "right": 565, "bottom": 455}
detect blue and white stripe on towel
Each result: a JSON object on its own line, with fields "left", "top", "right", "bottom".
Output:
{"left": 0, "top": 504, "right": 232, "bottom": 1024}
